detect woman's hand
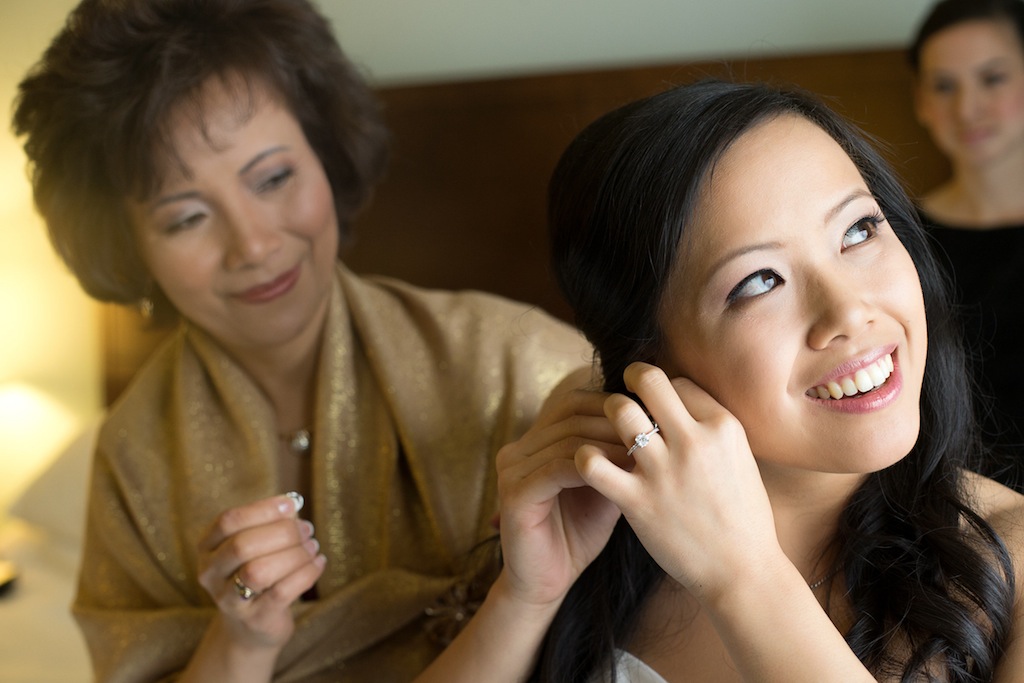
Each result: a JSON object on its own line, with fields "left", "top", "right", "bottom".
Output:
{"left": 414, "top": 368, "right": 624, "bottom": 683}
{"left": 495, "top": 368, "right": 623, "bottom": 609}
{"left": 576, "top": 362, "right": 784, "bottom": 605}
{"left": 196, "top": 493, "right": 326, "bottom": 651}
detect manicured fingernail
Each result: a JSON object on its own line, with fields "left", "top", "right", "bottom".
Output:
{"left": 304, "top": 538, "right": 320, "bottom": 556}
{"left": 284, "top": 491, "right": 304, "bottom": 512}
{"left": 301, "top": 520, "right": 315, "bottom": 537}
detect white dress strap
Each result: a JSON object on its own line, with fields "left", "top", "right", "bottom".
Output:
{"left": 590, "top": 649, "right": 670, "bottom": 683}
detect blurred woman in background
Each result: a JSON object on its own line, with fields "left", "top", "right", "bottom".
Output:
{"left": 910, "top": 0, "right": 1024, "bottom": 486}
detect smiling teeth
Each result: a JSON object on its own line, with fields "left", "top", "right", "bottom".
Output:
{"left": 808, "top": 353, "right": 894, "bottom": 400}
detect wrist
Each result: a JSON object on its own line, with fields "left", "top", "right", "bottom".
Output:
{"left": 487, "top": 570, "right": 568, "bottom": 621}
{"left": 697, "top": 548, "right": 799, "bottom": 616}
{"left": 416, "top": 569, "right": 566, "bottom": 682}
{"left": 179, "top": 612, "right": 285, "bottom": 683}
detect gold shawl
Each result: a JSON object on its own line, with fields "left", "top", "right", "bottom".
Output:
{"left": 73, "top": 264, "right": 589, "bottom": 682}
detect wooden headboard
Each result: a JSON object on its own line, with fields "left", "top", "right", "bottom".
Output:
{"left": 102, "top": 47, "right": 947, "bottom": 404}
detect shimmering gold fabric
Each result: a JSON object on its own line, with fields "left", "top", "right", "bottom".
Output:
{"left": 73, "top": 264, "right": 590, "bottom": 682}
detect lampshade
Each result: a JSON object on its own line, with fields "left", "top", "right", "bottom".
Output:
{"left": 0, "top": 381, "right": 80, "bottom": 514}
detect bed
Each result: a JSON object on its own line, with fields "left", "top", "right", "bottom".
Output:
{"left": 1, "top": 47, "right": 942, "bottom": 681}
{"left": 0, "top": 419, "right": 96, "bottom": 682}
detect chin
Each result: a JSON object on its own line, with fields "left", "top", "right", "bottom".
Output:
{"left": 809, "top": 423, "right": 921, "bottom": 475}
{"left": 864, "top": 426, "right": 921, "bottom": 474}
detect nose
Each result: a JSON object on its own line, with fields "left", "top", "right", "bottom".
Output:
{"left": 953, "top": 84, "right": 981, "bottom": 123}
{"left": 221, "top": 204, "right": 282, "bottom": 270}
{"left": 805, "top": 270, "right": 873, "bottom": 350}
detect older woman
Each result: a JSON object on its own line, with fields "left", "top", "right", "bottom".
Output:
{"left": 12, "top": 0, "right": 587, "bottom": 681}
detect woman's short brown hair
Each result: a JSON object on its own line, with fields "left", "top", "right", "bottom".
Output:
{"left": 12, "top": 0, "right": 389, "bottom": 303}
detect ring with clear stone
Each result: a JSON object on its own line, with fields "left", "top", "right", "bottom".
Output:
{"left": 626, "top": 424, "right": 660, "bottom": 457}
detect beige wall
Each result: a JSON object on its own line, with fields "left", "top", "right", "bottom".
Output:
{"left": 326, "top": 0, "right": 936, "bottom": 85}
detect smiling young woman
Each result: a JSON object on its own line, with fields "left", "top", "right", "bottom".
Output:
{"left": 411, "top": 80, "right": 1024, "bottom": 683}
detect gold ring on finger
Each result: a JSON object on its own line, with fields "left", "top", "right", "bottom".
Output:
{"left": 232, "top": 572, "right": 258, "bottom": 601}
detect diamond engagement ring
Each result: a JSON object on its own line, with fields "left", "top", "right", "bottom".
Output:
{"left": 626, "top": 424, "right": 660, "bottom": 457}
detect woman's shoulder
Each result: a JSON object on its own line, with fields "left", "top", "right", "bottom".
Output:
{"left": 340, "top": 265, "right": 589, "bottom": 358}
{"left": 962, "top": 470, "right": 1024, "bottom": 546}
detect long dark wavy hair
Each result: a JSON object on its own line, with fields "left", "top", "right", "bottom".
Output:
{"left": 539, "top": 80, "right": 1015, "bottom": 682}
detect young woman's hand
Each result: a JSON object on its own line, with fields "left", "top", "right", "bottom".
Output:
{"left": 414, "top": 369, "right": 623, "bottom": 682}
{"left": 195, "top": 493, "right": 326, "bottom": 651}
{"left": 576, "top": 362, "right": 785, "bottom": 606}
{"left": 495, "top": 368, "right": 623, "bottom": 609}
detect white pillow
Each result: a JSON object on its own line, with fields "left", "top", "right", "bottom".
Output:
{"left": 8, "top": 416, "right": 100, "bottom": 547}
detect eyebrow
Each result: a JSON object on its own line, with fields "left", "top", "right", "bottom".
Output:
{"left": 974, "top": 56, "right": 1015, "bottom": 72}
{"left": 926, "top": 56, "right": 1013, "bottom": 78}
{"left": 148, "top": 145, "right": 289, "bottom": 211}
{"left": 705, "top": 189, "right": 874, "bottom": 277}
{"left": 824, "top": 189, "right": 873, "bottom": 223}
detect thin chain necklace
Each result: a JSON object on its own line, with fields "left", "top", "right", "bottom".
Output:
{"left": 809, "top": 563, "right": 841, "bottom": 590}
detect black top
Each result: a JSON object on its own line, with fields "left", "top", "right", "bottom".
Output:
{"left": 922, "top": 212, "right": 1024, "bottom": 486}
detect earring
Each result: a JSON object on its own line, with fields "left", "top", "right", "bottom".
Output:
{"left": 138, "top": 297, "right": 154, "bottom": 320}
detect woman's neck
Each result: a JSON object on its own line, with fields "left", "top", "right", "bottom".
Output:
{"left": 256, "top": 347, "right": 320, "bottom": 434}
{"left": 223, "top": 299, "right": 329, "bottom": 434}
{"left": 758, "top": 465, "right": 864, "bottom": 582}
{"left": 928, "top": 154, "right": 1024, "bottom": 226}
